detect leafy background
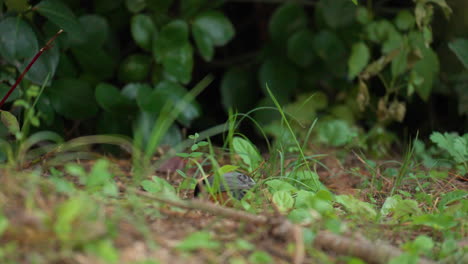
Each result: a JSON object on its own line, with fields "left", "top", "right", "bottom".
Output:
{"left": 0, "top": 0, "right": 467, "bottom": 155}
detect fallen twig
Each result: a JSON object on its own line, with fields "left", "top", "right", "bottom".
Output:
{"left": 134, "top": 189, "right": 436, "bottom": 264}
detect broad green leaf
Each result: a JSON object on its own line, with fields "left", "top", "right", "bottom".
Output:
{"left": 78, "top": 15, "right": 109, "bottom": 48}
{"left": 125, "top": 0, "right": 145, "bottom": 13}
{"left": 95, "top": 83, "right": 132, "bottom": 114}
{"left": 412, "top": 214, "right": 457, "bottom": 230}
{"left": 0, "top": 83, "right": 20, "bottom": 103}
{"left": 259, "top": 58, "right": 298, "bottom": 104}
{"left": 54, "top": 195, "right": 90, "bottom": 241}
{"left": 121, "top": 83, "right": 151, "bottom": 101}
{"left": 47, "top": 78, "right": 98, "bottom": 119}
{"left": 412, "top": 47, "right": 439, "bottom": 101}
{"left": 318, "top": 0, "right": 356, "bottom": 29}
{"left": 193, "top": 11, "right": 235, "bottom": 46}
{"left": 232, "top": 136, "right": 262, "bottom": 170}
{"left": 23, "top": 43, "right": 59, "bottom": 85}
{"left": 153, "top": 20, "right": 189, "bottom": 60}
{"left": 35, "top": 0, "right": 84, "bottom": 39}
{"left": 141, "top": 176, "right": 177, "bottom": 199}
{"left": 220, "top": 67, "right": 256, "bottom": 112}
{"left": 218, "top": 165, "right": 239, "bottom": 176}
{"left": 0, "top": 110, "right": 20, "bottom": 135}
{"left": 391, "top": 47, "right": 409, "bottom": 78}
{"left": 395, "top": 10, "right": 415, "bottom": 30}
{"left": 269, "top": 3, "right": 307, "bottom": 42}
{"left": 287, "top": 29, "right": 316, "bottom": 67}
{"left": 380, "top": 195, "right": 402, "bottom": 216}
{"left": 117, "top": 54, "right": 152, "bottom": 83}
{"left": 438, "top": 190, "right": 468, "bottom": 210}
{"left": 348, "top": 42, "right": 370, "bottom": 79}
{"left": 192, "top": 11, "right": 235, "bottom": 61}
{"left": 448, "top": 38, "right": 468, "bottom": 70}
{"left": 317, "top": 119, "right": 357, "bottom": 147}
{"left": 0, "top": 17, "right": 38, "bottom": 61}
{"left": 313, "top": 30, "right": 347, "bottom": 75}
{"left": 153, "top": 20, "right": 193, "bottom": 84}
{"left": 84, "top": 239, "right": 119, "bottom": 263}
{"left": 137, "top": 81, "right": 200, "bottom": 127}
{"left": 180, "top": 0, "right": 204, "bottom": 17}
{"left": 272, "top": 191, "right": 294, "bottom": 213}
{"left": 72, "top": 47, "right": 117, "bottom": 80}
{"left": 131, "top": 14, "right": 156, "bottom": 51}
{"left": 192, "top": 24, "right": 214, "bottom": 61}
{"left": 265, "top": 179, "right": 297, "bottom": 192}
{"left": 336, "top": 195, "right": 377, "bottom": 219}
{"left": 177, "top": 231, "right": 220, "bottom": 251}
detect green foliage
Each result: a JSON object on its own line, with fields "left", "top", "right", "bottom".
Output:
{"left": 232, "top": 136, "right": 262, "bottom": 171}
{"left": 429, "top": 132, "right": 468, "bottom": 173}
{"left": 0, "top": 0, "right": 464, "bottom": 157}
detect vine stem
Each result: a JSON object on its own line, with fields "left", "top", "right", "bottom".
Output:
{"left": 0, "top": 29, "right": 63, "bottom": 109}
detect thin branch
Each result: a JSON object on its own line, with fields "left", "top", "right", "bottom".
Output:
{"left": 0, "top": 29, "right": 63, "bottom": 109}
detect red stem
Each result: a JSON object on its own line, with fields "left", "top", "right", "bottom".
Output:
{"left": 0, "top": 29, "right": 64, "bottom": 109}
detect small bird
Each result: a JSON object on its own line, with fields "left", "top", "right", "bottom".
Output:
{"left": 194, "top": 172, "right": 256, "bottom": 202}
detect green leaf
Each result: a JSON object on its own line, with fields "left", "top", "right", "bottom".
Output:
{"left": 265, "top": 179, "right": 297, "bottom": 192}
{"left": 269, "top": 3, "right": 308, "bottom": 42}
{"left": 72, "top": 47, "right": 117, "bottom": 80}
{"left": 220, "top": 67, "right": 256, "bottom": 112}
{"left": 125, "top": 0, "right": 145, "bottom": 13}
{"left": 117, "top": 54, "right": 152, "bottom": 83}
{"left": 287, "top": 29, "right": 316, "bottom": 67}
{"left": 318, "top": 0, "right": 356, "bottom": 29}
{"left": 272, "top": 191, "right": 294, "bottom": 213}
{"left": 95, "top": 83, "right": 132, "bottom": 114}
{"left": 259, "top": 58, "right": 298, "bottom": 104}
{"left": 121, "top": 83, "right": 151, "bottom": 101}
{"left": 412, "top": 47, "right": 439, "bottom": 101}
{"left": 192, "top": 24, "right": 214, "bottom": 61}
{"left": 0, "top": 110, "right": 20, "bottom": 135}
{"left": 348, "top": 42, "right": 370, "bottom": 79}
{"left": 412, "top": 213, "right": 457, "bottom": 230}
{"left": 141, "top": 176, "right": 177, "bottom": 198}
{"left": 0, "top": 17, "right": 38, "bottom": 61}
{"left": 336, "top": 195, "right": 377, "bottom": 219}
{"left": 131, "top": 14, "right": 156, "bottom": 51}
{"left": 313, "top": 30, "right": 347, "bottom": 75}
{"left": 218, "top": 165, "right": 239, "bottom": 176}
{"left": 47, "top": 78, "right": 98, "bottom": 119}
{"left": 35, "top": 0, "right": 84, "bottom": 40}
{"left": 317, "top": 119, "right": 357, "bottom": 147}
{"left": 0, "top": 83, "right": 20, "bottom": 103}
{"left": 137, "top": 81, "right": 201, "bottom": 127}
{"left": 54, "top": 195, "right": 90, "bottom": 241}
{"left": 0, "top": 211, "right": 9, "bottom": 237}
{"left": 232, "top": 136, "right": 262, "bottom": 171}
{"left": 438, "top": 190, "right": 468, "bottom": 210}
{"left": 193, "top": 11, "right": 235, "bottom": 46}
{"left": 153, "top": 20, "right": 193, "bottom": 84}
{"left": 448, "top": 38, "right": 468, "bottom": 70}
{"left": 78, "top": 15, "right": 109, "bottom": 48}
{"left": 23, "top": 43, "right": 60, "bottom": 85}
{"left": 430, "top": 132, "right": 467, "bottom": 164}
{"left": 395, "top": 10, "right": 415, "bottom": 31}
{"left": 177, "top": 231, "right": 220, "bottom": 251}
{"left": 391, "top": 47, "right": 409, "bottom": 78}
